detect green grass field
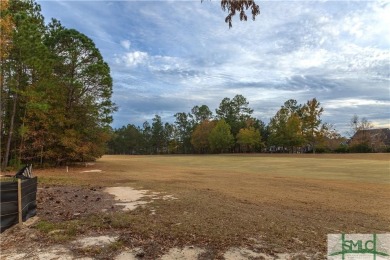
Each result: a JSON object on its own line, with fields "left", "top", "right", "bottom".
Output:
{"left": 24, "top": 154, "right": 390, "bottom": 257}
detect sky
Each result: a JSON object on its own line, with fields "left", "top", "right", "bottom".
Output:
{"left": 37, "top": 0, "right": 390, "bottom": 135}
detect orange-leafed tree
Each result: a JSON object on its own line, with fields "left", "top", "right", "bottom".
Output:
{"left": 0, "top": 0, "right": 13, "bottom": 61}
{"left": 301, "top": 98, "right": 324, "bottom": 154}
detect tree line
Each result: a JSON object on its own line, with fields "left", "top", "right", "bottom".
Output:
{"left": 108, "top": 95, "right": 345, "bottom": 155}
{"left": 0, "top": 0, "right": 116, "bottom": 169}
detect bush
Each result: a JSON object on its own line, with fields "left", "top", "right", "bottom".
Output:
{"left": 335, "top": 145, "right": 349, "bottom": 153}
{"left": 315, "top": 147, "right": 328, "bottom": 154}
{"left": 349, "top": 143, "right": 372, "bottom": 153}
{"left": 7, "top": 158, "right": 24, "bottom": 171}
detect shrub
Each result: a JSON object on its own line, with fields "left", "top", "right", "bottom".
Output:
{"left": 335, "top": 145, "right": 349, "bottom": 153}
{"left": 315, "top": 147, "right": 328, "bottom": 154}
{"left": 349, "top": 143, "right": 371, "bottom": 153}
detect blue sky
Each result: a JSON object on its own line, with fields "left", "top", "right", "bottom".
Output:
{"left": 37, "top": 0, "right": 389, "bottom": 135}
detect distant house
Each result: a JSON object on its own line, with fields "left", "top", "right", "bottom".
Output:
{"left": 350, "top": 128, "right": 390, "bottom": 152}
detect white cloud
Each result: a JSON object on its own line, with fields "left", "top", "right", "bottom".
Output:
{"left": 372, "top": 119, "right": 390, "bottom": 129}
{"left": 122, "top": 51, "right": 148, "bottom": 67}
{"left": 148, "top": 55, "right": 188, "bottom": 72}
{"left": 325, "top": 99, "right": 390, "bottom": 109}
{"left": 39, "top": 0, "right": 389, "bottom": 131}
{"left": 120, "top": 40, "right": 131, "bottom": 50}
{"left": 276, "top": 48, "right": 329, "bottom": 74}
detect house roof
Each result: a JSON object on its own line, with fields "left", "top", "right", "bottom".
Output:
{"left": 351, "top": 128, "right": 390, "bottom": 146}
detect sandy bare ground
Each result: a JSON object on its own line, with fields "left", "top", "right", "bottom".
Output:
{"left": 104, "top": 186, "right": 150, "bottom": 211}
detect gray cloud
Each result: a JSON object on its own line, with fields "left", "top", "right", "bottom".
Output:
{"left": 38, "top": 0, "right": 390, "bottom": 134}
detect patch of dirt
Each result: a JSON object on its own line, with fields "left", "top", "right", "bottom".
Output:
{"left": 160, "top": 246, "right": 206, "bottom": 260}
{"left": 223, "top": 247, "right": 316, "bottom": 260}
{"left": 104, "top": 187, "right": 149, "bottom": 211}
{"left": 104, "top": 186, "right": 177, "bottom": 211}
{"left": 74, "top": 235, "right": 118, "bottom": 248}
{"left": 114, "top": 250, "right": 138, "bottom": 260}
{"left": 0, "top": 185, "right": 190, "bottom": 260}
{"left": 36, "top": 185, "right": 124, "bottom": 222}
{"left": 1, "top": 245, "right": 76, "bottom": 260}
{"left": 0, "top": 185, "right": 125, "bottom": 259}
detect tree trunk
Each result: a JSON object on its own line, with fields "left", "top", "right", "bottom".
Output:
{"left": 40, "top": 145, "right": 44, "bottom": 166}
{"left": 18, "top": 109, "right": 27, "bottom": 163}
{"left": 0, "top": 58, "right": 5, "bottom": 171}
{"left": 2, "top": 92, "right": 17, "bottom": 170}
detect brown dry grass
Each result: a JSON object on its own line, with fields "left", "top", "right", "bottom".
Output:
{"left": 34, "top": 154, "right": 390, "bottom": 256}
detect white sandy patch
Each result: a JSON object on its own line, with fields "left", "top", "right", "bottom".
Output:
{"left": 1, "top": 246, "right": 84, "bottom": 260}
{"left": 115, "top": 201, "right": 148, "bottom": 211}
{"left": 36, "top": 246, "right": 77, "bottom": 260}
{"left": 81, "top": 169, "right": 102, "bottom": 173}
{"left": 114, "top": 251, "right": 137, "bottom": 260}
{"left": 104, "top": 187, "right": 178, "bottom": 212}
{"left": 162, "top": 195, "right": 178, "bottom": 200}
{"left": 224, "top": 248, "right": 273, "bottom": 260}
{"left": 105, "top": 187, "right": 148, "bottom": 201}
{"left": 1, "top": 252, "right": 27, "bottom": 260}
{"left": 223, "top": 248, "right": 313, "bottom": 260}
{"left": 74, "top": 235, "right": 118, "bottom": 248}
{"left": 114, "top": 247, "right": 145, "bottom": 260}
{"left": 104, "top": 187, "right": 148, "bottom": 211}
{"left": 160, "top": 246, "right": 205, "bottom": 260}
